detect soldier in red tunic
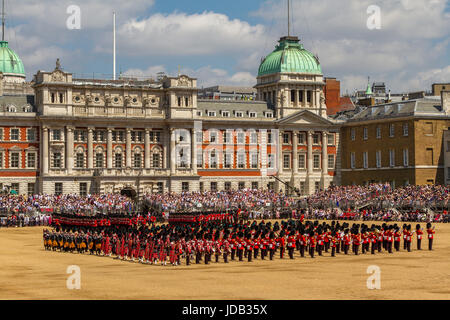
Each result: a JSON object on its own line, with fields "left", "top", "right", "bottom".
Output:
{"left": 426, "top": 222, "right": 435, "bottom": 250}
{"left": 308, "top": 231, "right": 316, "bottom": 258}
{"left": 287, "top": 232, "right": 296, "bottom": 259}
{"left": 415, "top": 224, "right": 423, "bottom": 250}
{"left": 393, "top": 226, "right": 402, "bottom": 252}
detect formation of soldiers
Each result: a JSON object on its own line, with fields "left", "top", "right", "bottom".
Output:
{"left": 43, "top": 216, "right": 436, "bottom": 266}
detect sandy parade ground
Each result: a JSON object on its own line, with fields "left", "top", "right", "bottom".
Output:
{"left": 1, "top": 221, "right": 449, "bottom": 300}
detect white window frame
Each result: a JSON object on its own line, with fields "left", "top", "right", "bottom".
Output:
{"left": 235, "top": 111, "right": 244, "bottom": 118}
{"left": 249, "top": 112, "right": 257, "bottom": 118}
{"left": 250, "top": 153, "right": 258, "bottom": 169}
{"left": 350, "top": 152, "right": 355, "bottom": 169}
{"left": 389, "top": 124, "right": 395, "bottom": 137}
{"left": 222, "top": 111, "right": 230, "bottom": 117}
{"left": 363, "top": 152, "right": 368, "bottom": 169}
{"left": 10, "top": 152, "right": 20, "bottom": 168}
{"left": 363, "top": 127, "right": 368, "bottom": 140}
{"left": 313, "top": 154, "right": 321, "bottom": 169}
{"left": 237, "top": 152, "right": 246, "bottom": 168}
{"left": 298, "top": 154, "right": 306, "bottom": 169}
{"left": 389, "top": 149, "right": 395, "bottom": 167}
{"left": 328, "top": 154, "right": 335, "bottom": 169}
{"left": 10, "top": 128, "right": 20, "bottom": 141}
{"left": 376, "top": 150, "right": 381, "bottom": 168}
{"left": 27, "top": 128, "right": 36, "bottom": 142}
{"left": 327, "top": 133, "right": 334, "bottom": 146}
{"left": 403, "top": 149, "right": 409, "bottom": 167}
{"left": 351, "top": 128, "right": 355, "bottom": 141}
{"left": 26, "top": 152, "right": 37, "bottom": 169}
{"left": 376, "top": 126, "right": 381, "bottom": 139}
{"left": 403, "top": 123, "right": 409, "bottom": 136}
{"left": 208, "top": 111, "right": 216, "bottom": 117}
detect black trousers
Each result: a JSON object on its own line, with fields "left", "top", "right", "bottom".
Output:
{"left": 269, "top": 249, "right": 275, "bottom": 260}
{"left": 254, "top": 248, "right": 259, "bottom": 258}
{"left": 238, "top": 250, "right": 243, "bottom": 261}
{"left": 186, "top": 254, "right": 190, "bottom": 265}
{"left": 300, "top": 245, "right": 305, "bottom": 257}
{"left": 407, "top": 241, "right": 411, "bottom": 252}
{"left": 388, "top": 242, "right": 393, "bottom": 253}
{"left": 428, "top": 238, "right": 433, "bottom": 250}
{"left": 417, "top": 239, "right": 421, "bottom": 250}
{"left": 215, "top": 254, "right": 220, "bottom": 263}
{"left": 336, "top": 243, "right": 340, "bottom": 254}
{"left": 279, "top": 247, "right": 285, "bottom": 259}
{"left": 309, "top": 247, "right": 315, "bottom": 258}
{"left": 331, "top": 246, "right": 336, "bottom": 257}
{"left": 231, "top": 249, "right": 235, "bottom": 260}
{"left": 354, "top": 244, "right": 359, "bottom": 255}
{"left": 394, "top": 241, "right": 400, "bottom": 251}
{"left": 371, "top": 242, "right": 376, "bottom": 254}
{"left": 288, "top": 247, "right": 294, "bottom": 259}
{"left": 248, "top": 251, "right": 252, "bottom": 262}
{"left": 344, "top": 244, "right": 349, "bottom": 254}
{"left": 223, "top": 253, "right": 228, "bottom": 263}
{"left": 318, "top": 245, "right": 323, "bottom": 256}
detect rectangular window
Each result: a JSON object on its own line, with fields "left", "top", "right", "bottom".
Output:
{"left": 10, "top": 129, "right": 20, "bottom": 141}
{"left": 10, "top": 152, "right": 20, "bottom": 168}
{"left": 376, "top": 126, "right": 381, "bottom": 139}
{"left": 27, "top": 183, "right": 35, "bottom": 196}
{"left": 178, "top": 97, "right": 181, "bottom": 107}
{"left": 224, "top": 153, "right": 232, "bottom": 168}
{"left": 389, "top": 124, "right": 395, "bottom": 137}
{"left": 313, "top": 134, "right": 320, "bottom": 145}
{"left": 209, "top": 151, "right": 217, "bottom": 168}
{"left": 351, "top": 128, "right": 356, "bottom": 141}
{"left": 182, "top": 182, "right": 189, "bottom": 192}
{"left": 52, "top": 129, "right": 61, "bottom": 141}
{"left": 0, "top": 152, "right": 3, "bottom": 168}
{"left": 115, "top": 153, "right": 123, "bottom": 168}
{"left": 95, "top": 153, "right": 104, "bottom": 168}
{"left": 363, "top": 152, "right": 368, "bottom": 169}
{"left": 238, "top": 182, "right": 245, "bottom": 190}
{"left": 403, "top": 149, "right": 409, "bottom": 167}
{"left": 27, "top": 128, "right": 36, "bottom": 141}
{"left": 307, "top": 91, "right": 312, "bottom": 103}
{"left": 313, "top": 154, "right": 320, "bottom": 169}
{"left": 210, "top": 132, "right": 217, "bottom": 143}
{"left": 76, "top": 153, "right": 84, "bottom": 168}
{"left": 0, "top": 129, "right": 4, "bottom": 140}
{"left": 268, "top": 132, "right": 274, "bottom": 144}
{"left": 157, "top": 182, "right": 164, "bottom": 194}
{"left": 265, "top": 112, "right": 273, "bottom": 118}
{"left": 53, "top": 153, "right": 62, "bottom": 168}
{"left": 134, "top": 153, "right": 142, "bottom": 168}
{"left": 250, "top": 132, "right": 258, "bottom": 144}
{"left": 283, "top": 154, "right": 291, "bottom": 169}
{"left": 222, "top": 111, "right": 230, "bottom": 117}
{"left": 208, "top": 111, "right": 216, "bottom": 117}
{"left": 403, "top": 123, "right": 409, "bottom": 136}
{"left": 185, "top": 97, "right": 189, "bottom": 107}
{"left": 376, "top": 150, "right": 381, "bottom": 168}
{"left": 298, "top": 154, "right": 306, "bottom": 169}
{"left": 252, "top": 182, "right": 258, "bottom": 190}
{"left": 223, "top": 132, "right": 231, "bottom": 144}
{"left": 250, "top": 153, "right": 258, "bottom": 169}
{"left": 224, "top": 182, "right": 231, "bottom": 191}
{"left": 328, "top": 154, "right": 335, "bottom": 169}
{"left": 350, "top": 152, "right": 355, "bottom": 169}
{"left": 298, "top": 133, "right": 306, "bottom": 145}
{"left": 283, "top": 133, "right": 290, "bottom": 144}
{"left": 389, "top": 149, "right": 395, "bottom": 167}
{"left": 152, "top": 153, "right": 161, "bottom": 168}
{"left": 80, "top": 183, "right": 87, "bottom": 197}
{"left": 238, "top": 153, "right": 245, "bottom": 168}
{"left": 249, "top": 112, "right": 257, "bottom": 118}
{"left": 235, "top": 111, "right": 244, "bottom": 117}
{"left": 327, "top": 133, "right": 334, "bottom": 145}
{"left": 27, "top": 153, "right": 36, "bottom": 168}
{"left": 196, "top": 152, "right": 203, "bottom": 168}
{"left": 210, "top": 182, "right": 217, "bottom": 191}
{"left": 237, "top": 132, "right": 245, "bottom": 144}
{"left": 55, "top": 183, "right": 63, "bottom": 196}
{"left": 363, "top": 127, "right": 368, "bottom": 140}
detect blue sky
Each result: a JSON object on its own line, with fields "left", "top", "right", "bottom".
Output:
{"left": 5, "top": 0, "right": 450, "bottom": 94}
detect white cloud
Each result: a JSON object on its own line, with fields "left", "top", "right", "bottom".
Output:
{"left": 108, "top": 11, "right": 267, "bottom": 57}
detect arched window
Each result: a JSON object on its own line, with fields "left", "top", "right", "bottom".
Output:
{"left": 114, "top": 147, "right": 124, "bottom": 168}
{"left": 95, "top": 148, "right": 105, "bottom": 168}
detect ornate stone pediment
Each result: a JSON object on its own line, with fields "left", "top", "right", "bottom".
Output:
{"left": 143, "top": 95, "right": 160, "bottom": 107}
{"left": 177, "top": 75, "right": 190, "bottom": 87}
{"left": 51, "top": 70, "right": 65, "bottom": 82}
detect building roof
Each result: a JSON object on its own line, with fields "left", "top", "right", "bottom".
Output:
{"left": 346, "top": 97, "right": 443, "bottom": 123}
{"left": 258, "top": 36, "right": 322, "bottom": 77}
{"left": 0, "top": 94, "right": 35, "bottom": 112}
{"left": 0, "top": 41, "right": 25, "bottom": 76}
{"left": 197, "top": 99, "right": 273, "bottom": 119}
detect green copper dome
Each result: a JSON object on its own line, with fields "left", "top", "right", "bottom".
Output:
{"left": 258, "top": 36, "right": 322, "bottom": 77}
{"left": 0, "top": 41, "right": 25, "bottom": 76}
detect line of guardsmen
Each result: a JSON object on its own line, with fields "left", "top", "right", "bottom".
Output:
{"left": 43, "top": 220, "right": 436, "bottom": 266}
